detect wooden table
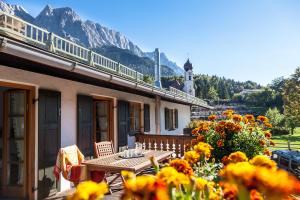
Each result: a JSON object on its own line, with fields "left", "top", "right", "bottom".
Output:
{"left": 83, "top": 150, "right": 173, "bottom": 174}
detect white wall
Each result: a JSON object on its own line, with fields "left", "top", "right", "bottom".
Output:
{"left": 160, "top": 100, "right": 190, "bottom": 135}
{"left": 0, "top": 65, "right": 191, "bottom": 192}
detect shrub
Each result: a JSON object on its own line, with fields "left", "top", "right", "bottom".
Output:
{"left": 271, "top": 127, "right": 290, "bottom": 135}
{"left": 189, "top": 110, "right": 273, "bottom": 161}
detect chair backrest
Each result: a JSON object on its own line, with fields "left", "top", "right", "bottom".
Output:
{"left": 94, "top": 141, "right": 115, "bottom": 158}
{"left": 61, "top": 145, "right": 84, "bottom": 165}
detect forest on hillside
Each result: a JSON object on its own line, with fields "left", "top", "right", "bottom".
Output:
{"left": 161, "top": 75, "right": 262, "bottom": 99}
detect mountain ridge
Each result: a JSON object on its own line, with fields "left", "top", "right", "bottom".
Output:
{"left": 0, "top": 1, "right": 183, "bottom": 76}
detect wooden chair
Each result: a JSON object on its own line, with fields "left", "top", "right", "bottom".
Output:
{"left": 93, "top": 141, "right": 121, "bottom": 193}
{"left": 94, "top": 141, "right": 115, "bottom": 158}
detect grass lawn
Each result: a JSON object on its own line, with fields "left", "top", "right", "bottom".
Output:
{"left": 271, "top": 127, "right": 300, "bottom": 150}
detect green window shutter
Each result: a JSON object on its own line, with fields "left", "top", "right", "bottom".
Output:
{"left": 144, "top": 104, "right": 150, "bottom": 132}
{"left": 77, "top": 94, "right": 94, "bottom": 157}
{"left": 165, "top": 108, "right": 169, "bottom": 130}
{"left": 175, "top": 109, "right": 178, "bottom": 128}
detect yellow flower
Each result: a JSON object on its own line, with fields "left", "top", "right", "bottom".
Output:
{"left": 193, "top": 142, "right": 213, "bottom": 159}
{"left": 194, "top": 177, "right": 208, "bottom": 190}
{"left": 68, "top": 181, "right": 108, "bottom": 200}
{"left": 220, "top": 162, "right": 300, "bottom": 199}
{"left": 228, "top": 151, "right": 248, "bottom": 163}
{"left": 157, "top": 167, "right": 190, "bottom": 187}
{"left": 121, "top": 171, "right": 135, "bottom": 181}
{"left": 249, "top": 155, "right": 277, "bottom": 170}
{"left": 223, "top": 109, "right": 234, "bottom": 117}
{"left": 184, "top": 150, "right": 200, "bottom": 165}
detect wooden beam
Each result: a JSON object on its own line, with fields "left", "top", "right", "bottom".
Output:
{"left": 155, "top": 95, "right": 161, "bottom": 135}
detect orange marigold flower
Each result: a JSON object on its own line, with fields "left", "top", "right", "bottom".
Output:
{"left": 192, "top": 128, "right": 199, "bottom": 136}
{"left": 122, "top": 175, "right": 169, "bottom": 200}
{"left": 221, "top": 156, "right": 230, "bottom": 165}
{"left": 217, "top": 139, "right": 224, "bottom": 148}
{"left": 242, "top": 116, "right": 249, "bottom": 124}
{"left": 223, "top": 109, "right": 235, "bottom": 116}
{"left": 245, "top": 114, "right": 255, "bottom": 122}
{"left": 232, "top": 114, "right": 243, "bottom": 122}
{"left": 196, "top": 134, "right": 205, "bottom": 142}
{"left": 259, "top": 140, "right": 266, "bottom": 146}
{"left": 228, "top": 151, "right": 248, "bottom": 163}
{"left": 264, "top": 123, "right": 273, "bottom": 128}
{"left": 221, "top": 182, "right": 238, "bottom": 200}
{"left": 250, "top": 189, "right": 264, "bottom": 200}
{"left": 257, "top": 115, "right": 269, "bottom": 123}
{"left": 191, "top": 139, "right": 198, "bottom": 146}
{"left": 208, "top": 114, "right": 217, "bottom": 121}
{"left": 169, "top": 159, "right": 193, "bottom": 176}
{"left": 249, "top": 155, "right": 277, "bottom": 170}
{"left": 270, "top": 140, "right": 275, "bottom": 146}
{"left": 264, "top": 131, "right": 272, "bottom": 138}
{"left": 263, "top": 149, "right": 272, "bottom": 156}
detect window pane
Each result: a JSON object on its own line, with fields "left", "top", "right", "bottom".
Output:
{"left": 9, "top": 140, "right": 24, "bottom": 162}
{"left": 7, "top": 162, "right": 24, "bottom": 186}
{"left": 8, "top": 91, "right": 25, "bottom": 115}
{"left": 9, "top": 117, "right": 24, "bottom": 138}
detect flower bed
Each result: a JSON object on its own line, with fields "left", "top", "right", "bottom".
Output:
{"left": 69, "top": 110, "right": 300, "bottom": 200}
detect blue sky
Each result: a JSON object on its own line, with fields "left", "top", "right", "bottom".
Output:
{"left": 6, "top": 0, "right": 300, "bottom": 85}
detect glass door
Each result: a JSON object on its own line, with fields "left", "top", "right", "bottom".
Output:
{"left": 94, "top": 101, "right": 110, "bottom": 142}
{"left": 1, "top": 90, "right": 27, "bottom": 197}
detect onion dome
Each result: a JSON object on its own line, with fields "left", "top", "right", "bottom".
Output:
{"left": 184, "top": 59, "right": 193, "bottom": 71}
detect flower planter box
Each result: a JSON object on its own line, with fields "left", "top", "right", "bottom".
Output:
{"left": 183, "top": 128, "right": 192, "bottom": 135}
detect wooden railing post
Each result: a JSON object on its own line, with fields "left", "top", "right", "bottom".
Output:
{"left": 47, "top": 32, "right": 55, "bottom": 52}
{"left": 88, "top": 49, "right": 94, "bottom": 66}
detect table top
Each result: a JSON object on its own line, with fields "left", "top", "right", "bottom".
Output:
{"left": 83, "top": 150, "right": 173, "bottom": 173}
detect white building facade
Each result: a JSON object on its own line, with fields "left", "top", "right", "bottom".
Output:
{"left": 0, "top": 12, "right": 211, "bottom": 199}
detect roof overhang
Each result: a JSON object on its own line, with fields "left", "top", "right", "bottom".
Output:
{"left": 0, "top": 36, "right": 213, "bottom": 109}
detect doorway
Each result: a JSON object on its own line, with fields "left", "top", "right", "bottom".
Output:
{"left": 93, "top": 99, "right": 113, "bottom": 143}
{"left": 0, "top": 87, "right": 29, "bottom": 199}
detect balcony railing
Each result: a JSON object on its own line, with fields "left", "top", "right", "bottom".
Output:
{"left": 136, "top": 133, "right": 195, "bottom": 158}
{"left": 0, "top": 11, "right": 211, "bottom": 108}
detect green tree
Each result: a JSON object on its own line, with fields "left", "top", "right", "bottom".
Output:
{"left": 283, "top": 67, "right": 300, "bottom": 134}
{"left": 143, "top": 75, "right": 154, "bottom": 84}
{"left": 207, "top": 87, "right": 219, "bottom": 100}
{"left": 265, "top": 107, "right": 284, "bottom": 127}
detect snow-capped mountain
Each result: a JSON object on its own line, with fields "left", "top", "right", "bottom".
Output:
{"left": 0, "top": 1, "right": 34, "bottom": 22}
{"left": 34, "top": 5, "right": 144, "bottom": 57}
{"left": 0, "top": 1, "right": 184, "bottom": 76}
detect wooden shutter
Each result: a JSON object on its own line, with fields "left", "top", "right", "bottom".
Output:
{"left": 38, "top": 89, "right": 61, "bottom": 199}
{"left": 165, "top": 108, "right": 169, "bottom": 130}
{"left": 144, "top": 104, "right": 150, "bottom": 132}
{"left": 77, "top": 95, "right": 93, "bottom": 157}
{"left": 169, "top": 109, "right": 174, "bottom": 130}
{"left": 175, "top": 109, "right": 178, "bottom": 129}
{"left": 118, "top": 100, "right": 129, "bottom": 147}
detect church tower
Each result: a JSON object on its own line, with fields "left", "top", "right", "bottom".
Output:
{"left": 183, "top": 59, "right": 195, "bottom": 96}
